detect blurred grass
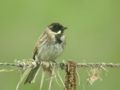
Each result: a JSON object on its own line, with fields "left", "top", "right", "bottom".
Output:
{"left": 0, "top": 0, "right": 120, "bottom": 90}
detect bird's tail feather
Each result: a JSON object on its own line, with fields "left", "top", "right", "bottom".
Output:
{"left": 24, "top": 64, "right": 40, "bottom": 84}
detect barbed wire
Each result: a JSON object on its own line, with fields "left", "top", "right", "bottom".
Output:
{"left": 0, "top": 59, "right": 120, "bottom": 69}
{"left": 0, "top": 59, "right": 120, "bottom": 90}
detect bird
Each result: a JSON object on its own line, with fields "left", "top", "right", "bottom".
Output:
{"left": 24, "top": 22, "right": 67, "bottom": 84}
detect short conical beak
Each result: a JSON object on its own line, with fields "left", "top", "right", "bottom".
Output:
{"left": 63, "top": 27, "right": 67, "bottom": 30}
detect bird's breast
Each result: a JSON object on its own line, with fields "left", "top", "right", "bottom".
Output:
{"left": 37, "top": 42, "right": 64, "bottom": 61}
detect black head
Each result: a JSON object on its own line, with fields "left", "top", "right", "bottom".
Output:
{"left": 48, "top": 22, "right": 67, "bottom": 33}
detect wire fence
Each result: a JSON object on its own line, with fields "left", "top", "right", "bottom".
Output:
{"left": 0, "top": 59, "right": 120, "bottom": 90}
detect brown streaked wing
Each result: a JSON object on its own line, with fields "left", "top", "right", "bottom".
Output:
{"left": 32, "top": 31, "right": 47, "bottom": 60}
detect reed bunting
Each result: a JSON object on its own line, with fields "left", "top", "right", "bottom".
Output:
{"left": 24, "top": 22, "right": 67, "bottom": 84}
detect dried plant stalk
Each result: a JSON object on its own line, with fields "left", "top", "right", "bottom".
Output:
{"left": 64, "top": 61, "right": 76, "bottom": 90}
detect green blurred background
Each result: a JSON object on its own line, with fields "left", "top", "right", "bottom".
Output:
{"left": 0, "top": 0, "right": 120, "bottom": 90}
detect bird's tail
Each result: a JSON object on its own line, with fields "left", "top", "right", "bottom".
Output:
{"left": 24, "top": 64, "right": 40, "bottom": 84}
{"left": 24, "top": 61, "right": 55, "bottom": 84}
